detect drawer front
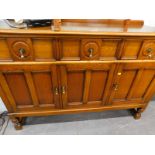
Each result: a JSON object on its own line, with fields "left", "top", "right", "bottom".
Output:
{"left": 120, "top": 39, "right": 155, "bottom": 60}
{"left": 7, "top": 38, "right": 34, "bottom": 61}
{"left": 0, "top": 38, "right": 56, "bottom": 62}
{"left": 60, "top": 38, "right": 120, "bottom": 60}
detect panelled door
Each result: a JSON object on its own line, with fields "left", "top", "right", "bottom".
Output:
{"left": 0, "top": 64, "right": 60, "bottom": 111}
{"left": 108, "top": 62, "right": 155, "bottom": 105}
{"left": 60, "top": 63, "right": 116, "bottom": 109}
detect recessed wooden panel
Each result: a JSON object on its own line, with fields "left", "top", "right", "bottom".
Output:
{"left": 32, "top": 72, "right": 54, "bottom": 105}
{"left": 132, "top": 70, "right": 155, "bottom": 98}
{"left": 61, "top": 40, "right": 80, "bottom": 60}
{"left": 121, "top": 40, "right": 142, "bottom": 59}
{"left": 67, "top": 71, "right": 84, "bottom": 103}
{"left": 4, "top": 73, "right": 32, "bottom": 106}
{"left": 88, "top": 71, "right": 107, "bottom": 101}
{"left": 114, "top": 70, "right": 136, "bottom": 99}
{"left": 0, "top": 39, "right": 12, "bottom": 60}
{"left": 33, "top": 39, "right": 54, "bottom": 60}
{"left": 100, "top": 40, "right": 118, "bottom": 59}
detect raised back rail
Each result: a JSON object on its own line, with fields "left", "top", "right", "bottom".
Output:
{"left": 53, "top": 19, "right": 144, "bottom": 32}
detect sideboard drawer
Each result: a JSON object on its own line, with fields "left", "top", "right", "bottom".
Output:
{"left": 2, "top": 38, "right": 56, "bottom": 61}
{"left": 60, "top": 38, "right": 119, "bottom": 60}
{"left": 7, "top": 38, "right": 34, "bottom": 61}
{"left": 120, "top": 40, "right": 155, "bottom": 60}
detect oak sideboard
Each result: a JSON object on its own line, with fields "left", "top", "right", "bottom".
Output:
{"left": 0, "top": 19, "right": 155, "bottom": 130}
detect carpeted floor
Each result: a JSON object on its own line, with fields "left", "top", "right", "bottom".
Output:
{"left": 2, "top": 101, "right": 155, "bottom": 135}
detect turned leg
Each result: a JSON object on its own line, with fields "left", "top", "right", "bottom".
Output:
{"left": 131, "top": 108, "right": 145, "bottom": 120}
{"left": 10, "top": 116, "right": 26, "bottom": 130}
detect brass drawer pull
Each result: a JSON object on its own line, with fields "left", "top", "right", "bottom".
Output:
{"left": 88, "top": 48, "right": 94, "bottom": 58}
{"left": 19, "top": 48, "right": 26, "bottom": 58}
{"left": 62, "top": 86, "right": 66, "bottom": 94}
{"left": 113, "top": 84, "right": 119, "bottom": 91}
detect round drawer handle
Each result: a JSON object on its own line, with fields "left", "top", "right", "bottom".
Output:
{"left": 19, "top": 48, "right": 26, "bottom": 59}
{"left": 88, "top": 48, "right": 94, "bottom": 58}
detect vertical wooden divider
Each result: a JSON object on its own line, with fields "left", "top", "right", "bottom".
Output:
{"left": 83, "top": 70, "right": 91, "bottom": 104}
{"left": 60, "top": 66, "right": 68, "bottom": 108}
{"left": 102, "top": 64, "right": 116, "bottom": 105}
{"left": 51, "top": 65, "right": 60, "bottom": 108}
{"left": 24, "top": 72, "right": 39, "bottom": 107}
{"left": 127, "top": 69, "right": 143, "bottom": 99}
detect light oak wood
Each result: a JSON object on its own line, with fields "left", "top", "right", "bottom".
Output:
{"left": 0, "top": 19, "right": 155, "bottom": 129}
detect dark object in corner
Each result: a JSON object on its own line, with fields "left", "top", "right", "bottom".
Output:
{"left": 24, "top": 19, "right": 52, "bottom": 27}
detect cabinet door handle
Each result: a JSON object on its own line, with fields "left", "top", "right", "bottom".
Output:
{"left": 88, "top": 48, "right": 94, "bottom": 58}
{"left": 113, "top": 84, "right": 119, "bottom": 91}
{"left": 54, "top": 87, "right": 59, "bottom": 95}
{"left": 19, "top": 48, "right": 26, "bottom": 58}
{"left": 62, "top": 86, "right": 66, "bottom": 94}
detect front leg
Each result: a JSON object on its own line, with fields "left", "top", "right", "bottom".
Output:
{"left": 131, "top": 108, "right": 145, "bottom": 120}
{"left": 10, "top": 116, "right": 25, "bottom": 130}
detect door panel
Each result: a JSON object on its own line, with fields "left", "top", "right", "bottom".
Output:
{"left": 60, "top": 63, "right": 116, "bottom": 109}
{"left": 113, "top": 70, "right": 136, "bottom": 99}
{"left": 109, "top": 62, "right": 155, "bottom": 105}
{"left": 0, "top": 64, "right": 60, "bottom": 110}
{"left": 4, "top": 72, "right": 32, "bottom": 106}
{"left": 88, "top": 71, "right": 108, "bottom": 101}
{"left": 67, "top": 71, "right": 84, "bottom": 103}
{"left": 32, "top": 72, "right": 54, "bottom": 106}
{"left": 131, "top": 69, "right": 155, "bottom": 98}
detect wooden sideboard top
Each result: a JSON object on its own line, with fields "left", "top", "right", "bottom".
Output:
{"left": 0, "top": 19, "right": 155, "bottom": 37}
